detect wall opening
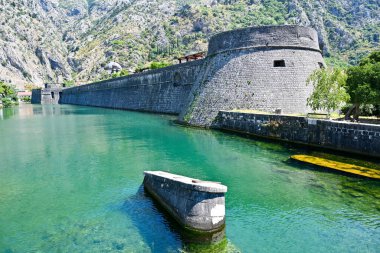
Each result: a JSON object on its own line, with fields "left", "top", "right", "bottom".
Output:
{"left": 274, "top": 60, "right": 286, "bottom": 67}
{"left": 51, "top": 92, "right": 55, "bottom": 99}
{"left": 58, "top": 92, "right": 63, "bottom": 104}
{"left": 173, "top": 72, "right": 182, "bottom": 87}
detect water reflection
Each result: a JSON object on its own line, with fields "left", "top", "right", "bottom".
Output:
{"left": 0, "top": 106, "right": 18, "bottom": 120}
{"left": 121, "top": 186, "right": 239, "bottom": 252}
{"left": 0, "top": 104, "right": 110, "bottom": 121}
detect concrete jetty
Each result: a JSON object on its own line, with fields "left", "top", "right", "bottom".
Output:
{"left": 143, "top": 171, "right": 228, "bottom": 233}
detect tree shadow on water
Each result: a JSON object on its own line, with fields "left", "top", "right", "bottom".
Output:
{"left": 120, "top": 185, "right": 231, "bottom": 253}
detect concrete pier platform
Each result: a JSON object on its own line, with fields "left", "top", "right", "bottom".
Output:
{"left": 143, "top": 171, "right": 228, "bottom": 233}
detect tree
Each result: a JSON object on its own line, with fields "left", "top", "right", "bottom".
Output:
{"left": 111, "top": 69, "right": 129, "bottom": 79}
{"left": 306, "top": 68, "right": 349, "bottom": 115}
{"left": 150, "top": 61, "right": 171, "bottom": 70}
{"left": 345, "top": 51, "right": 380, "bottom": 120}
{"left": 0, "top": 81, "right": 18, "bottom": 108}
{"left": 24, "top": 83, "right": 39, "bottom": 91}
{"left": 63, "top": 80, "right": 75, "bottom": 87}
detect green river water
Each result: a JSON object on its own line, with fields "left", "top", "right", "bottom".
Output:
{"left": 0, "top": 104, "right": 379, "bottom": 253}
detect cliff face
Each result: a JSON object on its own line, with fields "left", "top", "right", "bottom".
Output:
{"left": 0, "top": 0, "right": 379, "bottom": 88}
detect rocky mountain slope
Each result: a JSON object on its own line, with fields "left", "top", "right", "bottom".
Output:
{"left": 0, "top": 0, "right": 378, "bottom": 88}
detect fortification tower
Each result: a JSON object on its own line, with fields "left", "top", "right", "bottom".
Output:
{"left": 179, "top": 25, "right": 325, "bottom": 127}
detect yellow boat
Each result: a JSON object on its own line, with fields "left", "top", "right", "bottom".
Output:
{"left": 291, "top": 155, "right": 380, "bottom": 180}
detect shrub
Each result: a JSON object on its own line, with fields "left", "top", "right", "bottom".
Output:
{"left": 150, "top": 61, "right": 172, "bottom": 69}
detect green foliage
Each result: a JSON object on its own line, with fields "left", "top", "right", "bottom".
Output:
{"left": 346, "top": 51, "right": 380, "bottom": 106}
{"left": 21, "top": 96, "right": 31, "bottom": 103}
{"left": 63, "top": 80, "right": 75, "bottom": 87}
{"left": 111, "top": 69, "right": 130, "bottom": 79}
{"left": 325, "top": 57, "right": 349, "bottom": 68}
{"left": 342, "top": 104, "right": 380, "bottom": 117}
{"left": 358, "top": 51, "right": 380, "bottom": 66}
{"left": 111, "top": 40, "right": 125, "bottom": 47}
{"left": 150, "top": 61, "right": 172, "bottom": 70}
{"left": 0, "top": 81, "right": 18, "bottom": 108}
{"left": 24, "top": 83, "right": 39, "bottom": 91}
{"left": 307, "top": 68, "right": 349, "bottom": 113}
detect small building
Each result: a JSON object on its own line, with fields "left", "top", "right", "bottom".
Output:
{"left": 177, "top": 52, "right": 205, "bottom": 64}
{"left": 17, "top": 91, "right": 32, "bottom": 102}
{"left": 31, "top": 84, "right": 62, "bottom": 104}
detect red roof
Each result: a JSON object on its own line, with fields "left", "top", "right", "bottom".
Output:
{"left": 17, "top": 91, "right": 32, "bottom": 96}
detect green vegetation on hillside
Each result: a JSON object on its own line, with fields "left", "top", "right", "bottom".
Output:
{"left": 63, "top": 80, "right": 75, "bottom": 87}
{"left": 150, "top": 61, "right": 172, "bottom": 70}
{"left": 0, "top": 0, "right": 378, "bottom": 86}
{"left": 63, "top": 0, "right": 379, "bottom": 83}
{"left": 111, "top": 69, "right": 129, "bottom": 79}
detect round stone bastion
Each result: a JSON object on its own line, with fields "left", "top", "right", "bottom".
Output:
{"left": 180, "top": 25, "right": 325, "bottom": 127}
{"left": 207, "top": 25, "right": 321, "bottom": 56}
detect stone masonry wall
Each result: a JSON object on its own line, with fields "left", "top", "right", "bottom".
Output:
{"left": 31, "top": 87, "right": 62, "bottom": 104}
{"left": 143, "top": 171, "right": 227, "bottom": 232}
{"left": 216, "top": 111, "right": 380, "bottom": 158}
{"left": 31, "top": 89, "right": 41, "bottom": 104}
{"left": 208, "top": 25, "right": 321, "bottom": 56}
{"left": 60, "top": 60, "right": 204, "bottom": 114}
{"left": 179, "top": 48, "right": 323, "bottom": 127}
{"left": 179, "top": 26, "right": 324, "bottom": 127}
{"left": 60, "top": 26, "right": 324, "bottom": 127}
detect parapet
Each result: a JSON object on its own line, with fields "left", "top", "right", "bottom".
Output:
{"left": 207, "top": 25, "right": 321, "bottom": 56}
{"left": 143, "top": 171, "right": 227, "bottom": 233}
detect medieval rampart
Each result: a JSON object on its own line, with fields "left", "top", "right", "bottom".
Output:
{"left": 60, "top": 60, "right": 204, "bottom": 114}
{"left": 179, "top": 25, "right": 324, "bottom": 127}
{"left": 60, "top": 25, "right": 324, "bottom": 126}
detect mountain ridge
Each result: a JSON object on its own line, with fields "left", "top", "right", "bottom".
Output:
{"left": 0, "top": 0, "right": 378, "bottom": 88}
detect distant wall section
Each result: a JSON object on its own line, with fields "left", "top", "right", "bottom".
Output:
{"left": 60, "top": 60, "right": 204, "bottom": 114}
{"left": 31, "top": 89, "right": 41, "bottom": 104}
{"left": 31, "top": 86, "right": 62, "bottom": 104}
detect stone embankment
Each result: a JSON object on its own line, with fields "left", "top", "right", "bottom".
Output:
{"left": 143, "top": 171, "right": 228, "bottom": 233}
{"left": 215, "top": 111, "right": 380, "bottom": 158}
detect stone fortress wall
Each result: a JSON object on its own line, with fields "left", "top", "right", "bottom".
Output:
{"left": 60, "top": 60, "right": 204, "bottom": 114}
{"left": 31, "top": 84, "right": 62, "bottom": 104}
{"left": 60, "top": 25, "right": 324, "bottom": 126}
{"left": 179, "top": 26, "right": 324, "bottom": 127}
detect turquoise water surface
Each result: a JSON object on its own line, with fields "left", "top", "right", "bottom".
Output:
{"left": 0, "top": 105, "right": 379, "bottom": 253}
